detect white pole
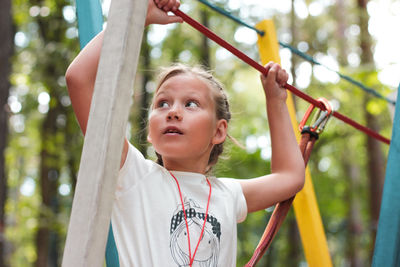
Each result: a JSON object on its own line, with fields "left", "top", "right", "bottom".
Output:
{"left": 62, "top": 0, "right": 148, "bottom": 265}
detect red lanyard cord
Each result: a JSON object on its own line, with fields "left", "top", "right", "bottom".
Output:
{"left": 169, "top": 172, "right": 212, "bottom": 266}
{"left": 172, "top": 9, "right": 391, "bottom": 145}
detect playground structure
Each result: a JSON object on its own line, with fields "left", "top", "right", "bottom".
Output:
{"left": 62, "top": 0, "right": 400, "bottom": 266}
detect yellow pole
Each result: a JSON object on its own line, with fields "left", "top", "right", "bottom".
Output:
{"left": 256, "top": 20, "right": 332, "bottom": 267}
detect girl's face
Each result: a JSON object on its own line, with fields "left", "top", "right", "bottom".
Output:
{"left": 148, "top": 74, "right": 227, "bottom": 172}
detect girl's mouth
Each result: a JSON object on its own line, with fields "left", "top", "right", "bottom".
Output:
{"left": 164, "top": 127, "right": 183, "bottom": 135}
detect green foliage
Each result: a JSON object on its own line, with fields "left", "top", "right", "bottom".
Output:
{"left": 7, "top": 0, "right": 80, "bottom": 265}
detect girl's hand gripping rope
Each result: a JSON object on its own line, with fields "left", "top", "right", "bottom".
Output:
{"left": 260, "top": 62, "right": 289, "bottom": 102}
{"left": 147, "top": 0, "right": 183, "bottom": 26}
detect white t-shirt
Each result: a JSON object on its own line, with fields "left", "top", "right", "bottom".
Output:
{"left": 111, "top": 143, "right": 247, "bottom": 266}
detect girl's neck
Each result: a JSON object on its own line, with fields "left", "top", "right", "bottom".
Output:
{"left": 163, "top": 157, "right": 208, "bottom": 174}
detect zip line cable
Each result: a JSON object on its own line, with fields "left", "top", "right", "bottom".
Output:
{"left": 195, "top": 0, "right": 396, "bottom": 106}
{"left": 196, "top": 0, "right": 265, "bottom": 36}
{"left": 172, "top": 9, "right": 391, "bottom": 145}
{"left": 278, "top": 42, "right": 397, "bottom": 105}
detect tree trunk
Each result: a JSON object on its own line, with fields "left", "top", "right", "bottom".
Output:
{"left": 263, "top": 241, "right": 276, "bottom": 267}
{"left": 290, "top": 0, "right": 298, "bottom": 85}
{"left": 289, "top": 0, "right": 299, "bottom": 110}
{"left": 286, "top": 2, "right": 301, "bottom": 265}
{"left": 344, "top": 156, "right": 363, "bottom": 267}
{"left": 32, "top": 0, "right": 70, "bottom": 265}
{"left": 35, "top": 101, "right": 62, "bottom": 267}
{"left": 286, "top": 215, "right": 301, "bottom": 266}
{"left": 0, "top": 0, "right": 13, "bottom": 265}
{"left": 335, "top": 0, "right": 348, "bottom": 65}
{"left": 364, "top": 104, "right": 385, "bottom": 246}
{"left": 65, "top": 110, "right": 80, "bottom": 194}
{"left": 356, "top": 0, "right": 385, "bottom": 258}
{"left": 200, "top": 8, "right": 210, "bottom": 67}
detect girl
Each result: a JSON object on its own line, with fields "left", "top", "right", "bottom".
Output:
{"left": 66, "top": 0, "right": 305, "bottom": 266}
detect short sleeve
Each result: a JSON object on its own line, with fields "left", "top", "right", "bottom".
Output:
{"left": 116, "top": 142, "right": 157, "bottom": 195}
{"left": 219, "top": 178, "right": 248, "bottom": 223}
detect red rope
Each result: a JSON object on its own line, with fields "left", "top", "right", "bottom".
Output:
{"left": 173, "top": 9, "right": 391, "bottom": 145}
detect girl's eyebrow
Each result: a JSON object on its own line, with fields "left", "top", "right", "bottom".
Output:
{"left": 154, "top": 90, "right": 167, "bottom": 98}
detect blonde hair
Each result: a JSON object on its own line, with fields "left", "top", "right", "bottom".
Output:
{"left": 151, "top": 63, "right": 231, "bottom": 172}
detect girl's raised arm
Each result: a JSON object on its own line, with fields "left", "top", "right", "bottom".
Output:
{"left": 239, "top": 63, "right": 305, "bottom": 213}
{"left": 65, "top": 0, "right": 182, "bottom": 168}
{"left": 66, "top": 30, "right": 103, "bottom": 136}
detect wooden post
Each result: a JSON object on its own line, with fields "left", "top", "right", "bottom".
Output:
{"left": 74, "top": 0, "right": 120, "bottom": 265}
{"left": 61, "top": 0, "right": 148, "bottom": 266}
{"left": 256, "top": 20, "right": 333, "bottom": 267}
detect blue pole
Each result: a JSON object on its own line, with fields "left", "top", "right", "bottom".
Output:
{"left": 372, "top": 84, "right": 400, "bottom": 266}
{"left": 76, "top": 0, "right": 103, "bottom": 48}
{"left": 74, "top": 0, "right": 119, "bottom": 266}
{"left": 105, "top": 224, "right": 120, "bottom": 266}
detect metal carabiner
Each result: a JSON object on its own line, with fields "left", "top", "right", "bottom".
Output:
{"left": 299, "top": 97, "right": 333, "bottom": 134}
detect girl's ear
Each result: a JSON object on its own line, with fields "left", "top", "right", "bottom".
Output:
{"left": 212, "top": 119, "right": 228, "bottom": 145}
{"left": 147, "top": 134, "right": 153, "bottom": 144}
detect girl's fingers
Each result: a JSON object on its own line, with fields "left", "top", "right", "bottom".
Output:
{"left": 265, "top": 63, "right": 279, "bottom": 85}
{"left": 165, "top": 14, "right": 183, "bottom": 24}
{"left": 147, "top": 0, "right": 182, "bottom": 25}
{"left": 161, "top": 0, "right": 178, "bottom": 11}
{"left": 172, "top": 0, "right": 180, "bottom": 11}
{"left": 263, "top": 62, "right": 288, "bottom": 87}
{"left": 260, "top": 62, "right": 288, "bottom": 100}
{"left": 260, "top": 62, "right": 274, "bottom": 82}
{"left": 263, "top": 61, "right": 274, "bottom": 74}
{"left": 157, "top": 0, "right": 169, "bottom": 6}
{"left": 276, "top": 68, "right": 288, "bottom": 87}
{"left": 163, "top": 0, "right": 172, "bottom": 11}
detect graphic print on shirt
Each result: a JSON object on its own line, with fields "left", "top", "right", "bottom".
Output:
{"left": 170, "top": 198, "right": 221, "bottom": 267}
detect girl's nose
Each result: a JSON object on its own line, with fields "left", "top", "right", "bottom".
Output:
{"left": 167, "top": 106, "right": 182, "bottom": 121}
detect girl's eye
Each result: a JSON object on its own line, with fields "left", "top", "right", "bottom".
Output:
{"left": 158, "top": 101, "right": 169, "bottom": 108}
{"left": 186, "top": 101, "right": 199, "bottom": 108}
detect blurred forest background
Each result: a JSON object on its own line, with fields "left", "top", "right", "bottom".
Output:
{"left": 1, "top": 0, "right": 399, "bottom": 266}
